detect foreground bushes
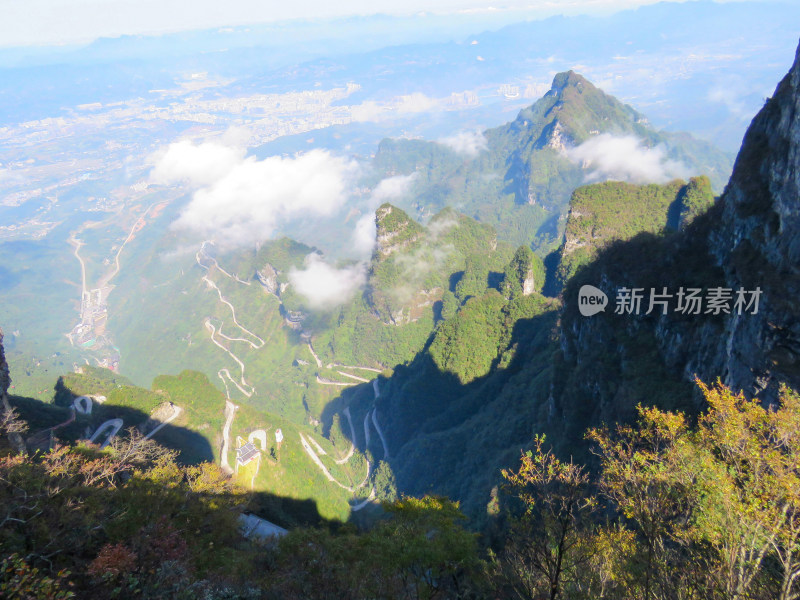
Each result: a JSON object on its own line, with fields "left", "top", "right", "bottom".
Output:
{"left": 2, "top": 380, "right": 799, "bottom": 599}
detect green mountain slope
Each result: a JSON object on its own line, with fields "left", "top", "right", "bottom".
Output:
{"left": 373, "top": 71, "right": 732, "bottom": 250}
{"left": 44, "top": 366, "right": 375, "bottom": 522}
{"left": 552, "top": 175, "right": 715, "bottom": 289}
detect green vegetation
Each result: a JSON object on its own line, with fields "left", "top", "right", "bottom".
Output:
{"left": 0, "top": 404, "right": 483, "bottom": 599}
{"left": 553, "top": 177, "right": 716, "bottom": 288}
{"left": 228, "top": 403, "right": 370, "bottom": 523}
{"left": 43, "top": 364, "right": 390, "bottom": 523}
{"left": 315, "top": 205, "right": 513, "bottom": 370}
{"left": 678, "top": 174, "right": 715, "bottom": 227}
{"left": 496, "top": 383, "right": 800, "bottom": 600}
{"left": 501, "top": 245, "right": 545, "bottom": 298}
{"left": 430, "top": 291, "right": 508, "bottom": 383}
{"left": 7, "top": 376, "right": 797, "bottom": 599}
{"left": 373, "top": 71, "right": 731, "bottom": 251}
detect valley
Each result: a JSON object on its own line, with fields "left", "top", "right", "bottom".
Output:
{"left": 2, "top": 4, "right": 800, "bottom": 598}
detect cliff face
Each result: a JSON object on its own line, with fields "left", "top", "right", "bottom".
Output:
{"left": 708, "top": 42, "right": 800, "bottom": 400}
{"left": 555, "top": 42, "right": 800, "bottom": 431}
{"left": 0, "top": 328, "right": 9, "bottom": 400}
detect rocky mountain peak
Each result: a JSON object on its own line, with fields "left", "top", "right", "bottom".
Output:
{"left": 374, "top": 203, "right": 424, "bottom": 258}
{"left": 550, "top": 70, "right": 592, "bottom": 94}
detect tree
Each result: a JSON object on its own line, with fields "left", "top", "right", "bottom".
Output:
{"left": 375, "top": 496, "right": 482, "bottom": 600}
{"left": 499, "top": 436, "right": 598, "bottom": 600}
{"left": 501, "top": 246, "right": 545, "bottom": 299}
{"left": 455, "top": 258, "right": 489, "bottom": 302}
{"left": 588, "top": 381, "right": 800, "bottom": 600}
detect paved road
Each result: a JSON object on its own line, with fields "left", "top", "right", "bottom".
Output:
{"left": 220, "top": 400, "right": 238, "bottom": 475}
{"left": 299, "top": 433, "right": 355, "bottom": 491}
{"left": 351, "top": 488, "right": 376, "bottom": 512}
{"left": 334, "top": 407, "right": 356, "bottom": 464}
{"left": 89, "top": 418, "right": 124, "bottom": 449}
{"left": 206, "top": 322, "right": 254, "bottom": 397}
{"left": 144, "top": 403, "right": 183, "bottom": 440}
{"left": 337, "top": 371, "right": 370, "bottom": 383}
{"left": 372, "top": 407, "right": 390, "bottom": 459}
{"left": 316, "top": 375, "right": 356, "bottom": 387}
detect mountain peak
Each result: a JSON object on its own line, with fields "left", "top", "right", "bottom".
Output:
{"left": 550, "top": 70, "right": 593, "bottom": 93}
{"left": 375, "top": 203, "right": 424, "bottom": 258}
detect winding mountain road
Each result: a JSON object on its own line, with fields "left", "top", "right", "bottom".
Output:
{"left": 351, "top": 488, "right": 377, "bottom": 512}
{"left": 201, "top": 276, "right": 265, "bottom": 348}
{"left": 334, "top": 407, "right": 356, "bottom": 464}
{"left": 299, "top": 432, "right": 372, "bottom": 494}
{"left": 316, "top": 375, "right": 356, "bottom": 387}
{"left": 205, "top": 322, "right": 254, "bottom": 397}
{"left": 363, "top": 409, "right": 372, "bottom": 449}
{"left": 144, "top": 404, "right": 183, "bottom": 440}
{"left": 307, "top": 343, "right": 323, "bottom": 368}
{"left": 337, "top": 371, "right": 370, "bottom": 383}
{"left": 299, "top": 433, "right": 357, "bottom": 491}
{"left": 89, "top": 418, "right": 124, "bottom": 449}
{"left": 196, "top": 241, "right": 251, "bottom": 286}
{"left": 372, "top": 408, "right": 390, "bottom": 459}
{"left": 220, "top": 400, "right": 238, "bottom": 475}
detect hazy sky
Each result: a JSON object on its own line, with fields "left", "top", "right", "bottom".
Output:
{"left": 0, "top": 0, "right": 747, "bottom": 48}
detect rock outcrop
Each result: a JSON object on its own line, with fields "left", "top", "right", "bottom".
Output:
{"left": 256, "top": 263, "right": 280, "bottom": 296}
{"left": 555, "top": 41, "right": 800, "bottom": 430}
{"left": 0, "top": 328, "right": 26, "bottom": 454}
{"left": 0, "top": 328, "right": 9, "bottom": 399}
{"left": 708, "top": 41, "right": 800, "bottom": 400}
{"left": 374, "top": 204, "right": 423, "bottom": 258}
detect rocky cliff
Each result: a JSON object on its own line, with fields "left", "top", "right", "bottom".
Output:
{"left": 555, "top": 41, "right": 800, "bottom": 433}
{"left": 0, "top": 328, "right": 26, "bottom": 453}
{"left": 0, "top": 327, "right": 9, "bottom": 400}
{"left": 709, "top": 41, "right": 800, "bottom": 400}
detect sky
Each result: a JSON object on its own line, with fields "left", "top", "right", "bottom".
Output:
{"left": 0, "top": 0, "right": 747, "bottom": 48}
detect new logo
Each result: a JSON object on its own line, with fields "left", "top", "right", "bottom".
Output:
{"left": 578, "top": 285, "right": 608, "bottom": 316}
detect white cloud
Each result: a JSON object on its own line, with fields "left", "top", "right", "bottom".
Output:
{"left": 289, "top": 254, "right": 367, "bottom": 309}
{"left": 391, "top": 244, "right": 453, "bottom": 304}
{"left": 352, "top": 213, "right": 377, "bottom": 256}
{"left": 427, "top": 218, "right": 457, "bottom": 239}
{"left": 396, "top": 92, "right": 439, "bottom": 114}
{"left": 351, "top": 93, "right": 442, "bottom": 122}
{"left": 347, "top": 173, "right": 418, "bottom": 257}
{"left": 350, "top": 101, "right": 385, "bottom": 122}
{"left": 168, "top": 146, "right": 360, "bottom": 248}
{"left": 566, "top": 134, "right": 688, "bottom": 184}
{"left": 436, "top": 129, "right": 488, "bottom": 157}
{"left": 707, "top": 80, "right": 756, "bottom": 122}
{"left": 369, "top": 173, "right": 417, "bottom": 204}
{"left": 149, "top": 140, "right": 245, "bottom": 187}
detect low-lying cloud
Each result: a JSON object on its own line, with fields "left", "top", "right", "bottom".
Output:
{"left": 369, "top": 173, "right": 417, "bottom": 204}
{"left": 566, "top": 134, "right": 688, "bottom": 184}
{"left": 437, "top": 130, "right": 488, "bottom": 157}
{"left": 351, "top": 93, "right": 441, "bottom": 122}
{"left": 157, "top": 142, "right": 359, "bottom": 248}
{"left": 352, "top": 214, "right": 377, "bottom": 257}
{"left": 150, "top": 140, "right": 246, "bottom": 187}
{"left": 289, "top": 254, "right": 367, "bottom": 310}
{"left": 351, "top": 173, "right": 418, "bottom": 257}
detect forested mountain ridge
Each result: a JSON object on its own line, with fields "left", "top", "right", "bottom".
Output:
{"left": 3, "top": 32, "right": 800, "bottom": 600}
{"left": 373, "top": 70, "right": 732, "bottom": 250}
{"left": 551, "top": 175, "right": 714, "bottom": 290}
{"left": 555, "top": 39, "right": 800, "bottom": 434}
{"left": 373, "top": 41, "right": 800, "bottom": 524}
